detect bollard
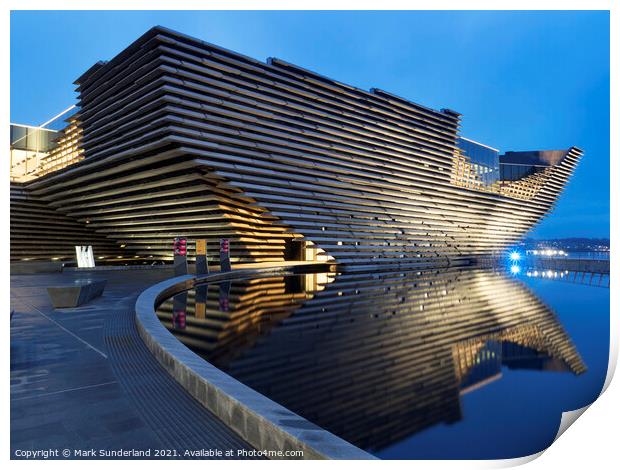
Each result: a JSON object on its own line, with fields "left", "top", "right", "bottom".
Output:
{"left": 173, "top": 237, "right": 188, "bottom": 276}
{"left": 196, "top": 239, "right": 209, "bottom": 275}
{"left": 220, "top": 238, "right": 232, "bottom": 272}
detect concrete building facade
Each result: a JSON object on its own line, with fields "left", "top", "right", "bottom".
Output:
{"left": 10, "top": 27, "right": 583, "bottom": 270}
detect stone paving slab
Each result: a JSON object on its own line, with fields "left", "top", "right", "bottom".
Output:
{"left": 10, "top": 269, "right": 256, "bottom": 459}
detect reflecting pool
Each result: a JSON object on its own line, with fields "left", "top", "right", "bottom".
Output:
{"left": 156, "top": 266, "right": 609, "bottom": 459}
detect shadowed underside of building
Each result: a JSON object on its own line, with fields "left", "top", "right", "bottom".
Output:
{"left": 10, "top": 26, "right": 583, "bottom": 270}
{"left": 10, "top": 182, "right": 130, "bottom": 262}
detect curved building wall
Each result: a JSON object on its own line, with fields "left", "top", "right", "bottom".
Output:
{"left": 15, "top": 26, "right": 583, "bottom": 268}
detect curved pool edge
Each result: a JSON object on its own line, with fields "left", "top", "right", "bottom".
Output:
{"left": 135, "top": 265, "right": 376, "bottom": 460}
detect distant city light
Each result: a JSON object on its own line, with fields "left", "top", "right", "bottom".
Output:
{"left": 527, "top": 249, "right": 568, "bottom": 257}
{"left": 510, "top": 265, "right": 521, "bottom": 274}
{"left": 524, "top": 269, "right": 576, "bottom": 280}
{"left": 509, "top": 251, "right": 521, "bottom": 261}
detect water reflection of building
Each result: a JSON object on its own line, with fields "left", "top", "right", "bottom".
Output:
{"left": 157, "top": 272, "right": 334, "bottom": 365}
{"left": 157, "top": 267, "right": 585, "bottom": 452}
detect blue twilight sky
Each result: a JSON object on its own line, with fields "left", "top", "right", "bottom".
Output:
{"left": 10, "top": 11, "right": 610, "bottom": 239}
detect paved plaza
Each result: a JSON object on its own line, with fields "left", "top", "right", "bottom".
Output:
{"left": 10, "top": 268, "right": 256, "bottom": 459}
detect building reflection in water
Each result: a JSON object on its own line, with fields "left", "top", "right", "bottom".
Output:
{"left": 156, "top": 267, "right": 586, "bottom": 453}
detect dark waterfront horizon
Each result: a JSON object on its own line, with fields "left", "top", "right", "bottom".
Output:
{"left": 156, "top": 264, "right": 609, "bottom": 459}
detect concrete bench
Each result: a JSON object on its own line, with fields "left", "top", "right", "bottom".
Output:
{"left": 47, "top": 279, "right": 107, "bottom": 308}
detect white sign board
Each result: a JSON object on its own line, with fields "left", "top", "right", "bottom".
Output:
{"left": 75, "top": 245, "right": 96, "bottom": 268}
